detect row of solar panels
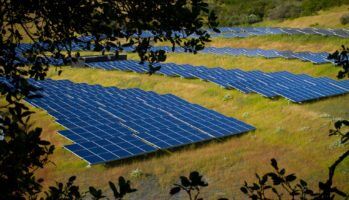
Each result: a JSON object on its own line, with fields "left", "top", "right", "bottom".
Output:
{"left": 87, "top": 60, "right": 349, "bottom": 103}
{"left": 207, "top": 27, "right": 349, "bottom": 38}
{"left": 25, "top": 79, "right": 255, "bottom": 165}
{"left": 15, "top": 43, "right": 333, "bottom": 65}
{"left": 150, "top": 46, "right": 332, "bottom": 64}
{"left": 76, "top": 27, "right": 349, "bottom": 39}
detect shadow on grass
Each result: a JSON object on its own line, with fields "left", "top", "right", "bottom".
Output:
{"left": 103, "top": 129, "right": 255, "bottom": 168}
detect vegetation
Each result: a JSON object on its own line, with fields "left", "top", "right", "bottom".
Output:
{"left": 1, "top": 0, "right": 349, "bottom": 199}
{"left": 190, "top": 35, "right": 349, "bottom": 53}
{"left": 209, "top": 0, "right": 349, "bottom": 26}
{"left": 168, "top": 121, "right": 348, "bottom": 199}
{"left": 340, "top": 13, "right": 349, "bottom": 25}
{"left": 170, "top": 171, "right": 209, "bottom": 200}
{"left": 0, "top": 0, "right": 217, "bottom": 199}
{"left": 256, "top": 5, "right": 349, "bottom": 28}
{"left": 241, "top": 120, "right": 348, "bottom": 199}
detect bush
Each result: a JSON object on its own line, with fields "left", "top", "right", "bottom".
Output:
{"left": 340, "top": 13, "right": 349, "bottom": 25}
{"left": 268, "top": 2, "right": 302, "bottom": 20}
{"left": 247, "top": 14, "right": 262, "bottom": 24}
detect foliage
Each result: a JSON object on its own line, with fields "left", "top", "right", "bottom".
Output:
{"left": 209, "top": 0, "right": 349, "bottom": 25}
{"left": 247, "top": 14, "right": 263, "bottom": 24}
{"left": 0, "top": 102, "right": 55, "bottom": 199}
{"left": 301, "top": 0, "right": 349, "bottom": 16}
{"left": 0, "top": 0, "right": 217, "bottom": 198}
{"left": 328, "top": 45, "right": 349, "bottom": 79}
{"left": 268, "top": 2, "right": 302, "bottom": 20}
{"left": 340, "top": 13, "right": 349, "bottom": 25}
{"left": 170, "top": 171, "right": 209, "bottom": 200}
{"left": 241, "top": 121, "right": 349, "bottom": 200}
{"left": 43, "top": 176, "right": 136, "bottom": 200}
{"left": 169, "top": 118, "right": 348, "bottom": 200}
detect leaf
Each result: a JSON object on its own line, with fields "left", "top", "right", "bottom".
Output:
{"left": 189, "top": 171, "right": 202, "bottom": 186}
{"left": 89, "top": 187, "right": 98, "bottom": 196}
{"left": 280, "top": 169, "right": 285, "bottom": 175}
{"left": 300, "top": 179, "right": 307, "bottom": 187}
{"left": 109, "top": 181, "right": 119, "bottom": 198}
{"left": 334, "top": 121, "right": 342, "bottom": 129}
{"left": 180, "top": 176, "right": 190, "bottom": 187}
{"left": 251, "top": 183, "right": 260, "bottom": 190}
{"left": 285, "top": 174, "right": 297, "bottom": 182}
{"left": 240, "top": 187, "right": 248, "bottom": 194}
{"left": 261, "top": 174, "right": 268, "bottom": 185}
{"left": 271, "top": 158, "right": 278, "bottom": 170}
{"left": 169, "top": 186, "right": 181, "bottom": 195}
{"left": 68, "top": 176, "right": 76, "bottom": 182}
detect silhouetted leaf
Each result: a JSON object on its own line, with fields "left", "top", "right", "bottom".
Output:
{"left": 285, "top": 174, "right": 297, "bottom": 182}
{"left": 240, "top": 187, "right": 248, "bottom": 194}
{"left": 180, "top": 176, "right": 190, "bottom": 187}
{"left": 271, "top": 158, "right": 278, "bottom": 170}
{"left": 170, "top": 187, "right": 181, "bottom": 195}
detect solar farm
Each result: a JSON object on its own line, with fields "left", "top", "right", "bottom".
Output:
{"left": 9, "top": 6, "right": 348, "bottom": 197}
{"left": 27, "top": 79, "right": 255, "bottom": 165}
{"left": 87, "top": 60, "right": 349, "bottom": 103}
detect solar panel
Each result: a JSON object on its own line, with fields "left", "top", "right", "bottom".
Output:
{"left": 65, "top": 135, "right": 157, "bottom": 164}
{"left": 147, "top": 46, "right": 333, "bottom": 64}
{"left": 86, "top": 60, "right": 349, "bottom": 103}
{"left": 26, "top": 79, "right": 255, "bottom": 165}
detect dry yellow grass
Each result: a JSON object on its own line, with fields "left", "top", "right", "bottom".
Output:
{"left": 256, "top": 5, "right": 349, "bottom": 28}
{"left": 28, "top": 55, "right": 349, "bottom": 199}
{"left": 278, "top": 5, "right": 349, "bottom": 28}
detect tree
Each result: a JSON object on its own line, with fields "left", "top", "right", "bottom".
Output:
{"left": 0, "top": 0, "right": 218, "bottom": 198}
{"left": 328, "top": 45, "right": 349, "bottom": 79}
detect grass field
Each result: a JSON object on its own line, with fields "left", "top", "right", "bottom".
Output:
{"left": 255, "top": 5, "right": 349, "bottom": 28}
{"left": 205, "top": 35, "right": 349, "bottom": 53}
{"left": 28, "top": 46, "right": 349, "bottom": 199}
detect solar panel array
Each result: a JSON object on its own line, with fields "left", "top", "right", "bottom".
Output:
{"left": 150, "top": 46, "right": 332, "bottom": 64}
{"left": 87, "top": 60, "right": 349, "bottom": 103}
{"left": 78, "top": 27, "right": 347, "bottom": 38}
{"left": 208, "top": 27, "right": 349, "bottom": 38}
{"left": 26, "top": 79, "right": 255, "bottom": 165}
{"left": 75, "top": 27, "right": 348, "bottom": 39}
{"left": 15, "top": 43, "right": 332, "bottom": 65}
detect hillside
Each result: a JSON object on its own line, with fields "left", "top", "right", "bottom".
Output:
{"left": 211, "top": 0, "right": 349, "bottom": 26}
{"left": 256, "top": 5, "right": 349, "bottom": 28}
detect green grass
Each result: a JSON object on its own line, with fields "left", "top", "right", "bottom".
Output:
{"left": 29, "top": 52, "right": 349, "bottom": 199}
{"left": 156, "top": 33, "right": 349, "bottom": 54}
{"left": 207, "top": 34, "right": 349, "bottom": 53}
{"left": 129, "top": 53, "right": 340, "bottom": 79}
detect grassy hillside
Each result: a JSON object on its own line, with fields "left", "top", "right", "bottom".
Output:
{"left": 210, "top": 0, "right": 349, "bottom": 26}
{"left": 30, "top": 49, "right": 349, "bottom": 199}
{"left": 256, "top": 5, "right": 349, "bottom": 28}
{"left": 206, "top": 35, "right": 348, "bottom": 53}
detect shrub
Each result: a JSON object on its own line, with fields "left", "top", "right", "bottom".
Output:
{"left": 340, "top": 13, "right": 349, "bottom": 25}
{"left": 247, "top": 14, "right": 262, "bottom": 24}
{"left": 268, "top": 2, "right": 302, "bottom": 20}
